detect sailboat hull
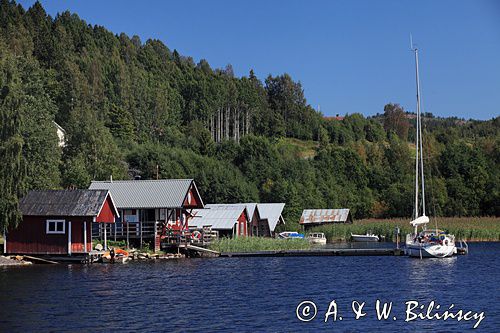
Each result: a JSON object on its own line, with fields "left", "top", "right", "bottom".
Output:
{"left": 405, "top": 243, "right": 456, "bottom": 258}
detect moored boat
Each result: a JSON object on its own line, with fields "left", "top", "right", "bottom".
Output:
{"left": 307, "top": 232, "right": 327, "bottom": 245}
{"left": 404, "top": 42, "right": 456, "bottom": 258}
{"left": 278, "top": 231, "right": 304, "bottom": 239}
{"left": 351, "top": 233, "right": 379, "bottom": 242}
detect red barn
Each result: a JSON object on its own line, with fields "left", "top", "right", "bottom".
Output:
{"left": 5, "top": 190, "right": 118, "bottom": 255}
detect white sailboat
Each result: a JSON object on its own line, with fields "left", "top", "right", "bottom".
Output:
{"left": 405, "top": 42, "right": 457, "bottom": 258}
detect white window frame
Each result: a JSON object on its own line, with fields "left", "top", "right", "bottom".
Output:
{"left": 46, "top": 219, "right": 65, "bottom": 234}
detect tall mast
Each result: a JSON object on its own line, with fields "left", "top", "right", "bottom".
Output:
{"left": 414, "top": 48, "right": 426, "bottom": 217}
{"left": 412, "top": 44, "right": 420, "bottom": 220}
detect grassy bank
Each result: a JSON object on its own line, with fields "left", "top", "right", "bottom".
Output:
{"left": 209, "top": 237, "right": 311, "bottom": 253}
{"left": 308, "top": 217, "right": 500, "bottom": 242}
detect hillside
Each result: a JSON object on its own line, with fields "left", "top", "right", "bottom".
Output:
{"left": 0, "top": 0, "right": 499, "bottom": 229}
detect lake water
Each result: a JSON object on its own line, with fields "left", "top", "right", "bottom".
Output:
{"left": 1, "top": 242, "right": 498, "bottom": 332}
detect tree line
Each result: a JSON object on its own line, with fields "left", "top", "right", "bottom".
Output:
{"left": 1, "top": 0, "right": 498, "bottom": 230}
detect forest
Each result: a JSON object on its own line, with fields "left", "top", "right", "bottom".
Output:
{"left": 1, "top": 0, "right": 499, "bottom": 230}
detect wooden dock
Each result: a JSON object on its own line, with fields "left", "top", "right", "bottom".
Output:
{"left": 220, "top": 248, "right": 405, "bottom": 257}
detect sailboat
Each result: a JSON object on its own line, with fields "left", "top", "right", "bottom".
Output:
{"left": 404, "top": 42, "right": 457, "bottom": 258}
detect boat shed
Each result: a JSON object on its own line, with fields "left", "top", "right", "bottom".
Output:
{"left": 197, "top": 203, "right": 285, "bottom": 237}
{"left": 257, "top": 203, "right": 286, "bottom": 237}
{"left": 300, "top": 209, "right": 353, "bottom": 229}
{"left": 5, "top": 190, "right": 118, "bottom": 255}
{"left": 89, "top": 179, "right": 204, "bottom": 251}
{"left": 191, "top": 204, "right": 250, "bottom": 238}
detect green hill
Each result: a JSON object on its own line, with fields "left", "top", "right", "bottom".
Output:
{"left": 0, "top": 1, "right": 499, "bottom": 229}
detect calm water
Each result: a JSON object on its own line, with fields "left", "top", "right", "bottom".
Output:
{"left": 1, "top": 243, "right": 499, "bottom": 332}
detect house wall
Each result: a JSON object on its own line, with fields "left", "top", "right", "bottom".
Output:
{"left": 96, "top": 195, "right": 116, "bottom": 223}
{"left": 258, "top": 219, "right": 271, "bottom": 237}
{"left": 183, "top": 185, "right": 203, "bottom": 208}
{"left": 7, "top": 216, "right": 92, "bottom": 255}
{"left": 250, "top": 211, "right": 259, "bottom": 236}
{"left": 237, "top": 211, "right": 248, "bottom": 237}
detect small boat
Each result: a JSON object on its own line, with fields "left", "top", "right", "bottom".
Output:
{"left": 278, "top": 231, "right": 304, "bottom": 239}
{"left": 307, "top": 233, "right": 327, "bottom": 245}
{"left": 101, "top": 248, "right": 130, "bottom": 263}
{"left": 351, "top": 233, "right": 379, "bottom": 242}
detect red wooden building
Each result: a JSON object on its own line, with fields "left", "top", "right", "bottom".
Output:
{"left": 5, "top": 190, "right": 118, "bottom": 255}
{"left": 191, "top": 204, "right": 250, "bottom": 238}
{"left": 89, "top": 179, "right": 204, "bottom": 251}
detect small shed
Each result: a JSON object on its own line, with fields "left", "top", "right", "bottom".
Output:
{"left": 299, "top": 209, "right": 353, "bottom": 229}
{"left": 257, "top": 203, "right": 286, "bottom": 237}
{"left": 5, "top": 190, "right": 118, "bottom": 255}
{"left": 191, "top": 205, "right": 250, "bottom": 238}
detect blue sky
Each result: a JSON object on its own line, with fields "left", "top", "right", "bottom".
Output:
{"left": 19, "top": 0, "right": 500, "bottom": 120}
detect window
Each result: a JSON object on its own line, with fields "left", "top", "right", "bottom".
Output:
{"left": 46, "top": 220, "right": 65, "bottom": 234}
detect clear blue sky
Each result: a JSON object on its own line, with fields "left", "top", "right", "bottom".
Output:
{"left": 19, "top": 0, "right": 500, "bottom": 120}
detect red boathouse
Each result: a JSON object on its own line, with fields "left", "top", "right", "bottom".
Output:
{"left": 5, "top": 190, "right": 118, "bottom": 255}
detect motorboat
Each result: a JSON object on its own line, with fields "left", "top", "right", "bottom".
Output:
{"left": 351, "top": 233, "right": 379, "bottom": 242}
{"left": 307, "top": 232, "right": 327, "bottom": 245}
{"left": 278, "top": 231, "right": 304, "bottom": 239}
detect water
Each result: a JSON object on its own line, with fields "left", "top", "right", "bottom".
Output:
{"left": 1, "top": 243, "right": 498, "bottom": 332}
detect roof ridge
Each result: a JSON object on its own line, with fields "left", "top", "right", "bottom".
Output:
{"left": 91, "top": 179, "right": 193, "bottom": 183}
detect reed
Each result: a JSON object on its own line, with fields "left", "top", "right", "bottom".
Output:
{"left": 308, "top": 217, "right": 500, "bottom": 242}
{"left": 209, "top": 237, "right": 310, "bottom": 253}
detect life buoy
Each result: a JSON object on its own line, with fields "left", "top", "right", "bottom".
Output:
{"left": 192, "top": 230, "right": 202, "bottom": 240}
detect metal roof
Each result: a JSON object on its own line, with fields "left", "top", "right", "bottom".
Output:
{"left": 191, "top": 205, "right": 247, "bottom": 230}
{"left": 200, "top": 203, "right": 285, "bottom": 232}
{"left": 257, "top": 203, "right": 285, "bottom": 232}
{"left": 89, "top": 179, "right": 202, "bottom": 209}
{"left": 205, "top": 203, "right": 257, "bottom": 219}
{"left": 300, "top": 209, "right": 351, "bottom": 224}
{"left": 20, "top": 190, "right": 111, "bottom": 217}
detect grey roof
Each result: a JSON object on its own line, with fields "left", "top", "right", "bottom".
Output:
{"left": 201, "top": 203, "right": 285, "bottom": 232}
{"left": 205, "top": 203, "right": 257, "bottom": 219}
{"left": 20, "top": 190, "right": 112, "bottom": 217}
{"left": 89, "top": 179, "right": 202, "bottom": 209}
{"left": 258, "top": 203, "right": 286, "bottom": 231}
{"left": 300, "top": 209, "right": 351, "bottom": 224}
{"left": 191, "top": 205, "right": 247, "bottom": 230}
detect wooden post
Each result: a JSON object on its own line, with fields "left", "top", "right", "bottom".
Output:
{"left": 104, "top": 224, "right": 107, "bottom": 251}
{"left": 84, "top": 221, "right": 87, "bottom": 253}
{"left": 140, "top": 220, "right": 143, "bottom": 249}
{"left": 126, "top": 220, "right": 129, "bottom": 249}
{"left": 3, "top": 226, "right": 6, "bottom": 254}
{"left": 68, "top": 221, "right": 72, "bottom": 255}
{"left": 114, "top": 222, "right": 117, "bottom": 242}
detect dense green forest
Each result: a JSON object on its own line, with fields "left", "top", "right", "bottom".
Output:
{"left": 1, "top": 1, "right": 499, "bottom": 230}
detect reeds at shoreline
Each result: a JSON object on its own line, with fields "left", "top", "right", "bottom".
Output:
{"left": 209, "top": 237, "right": 310, "bottom": 253}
